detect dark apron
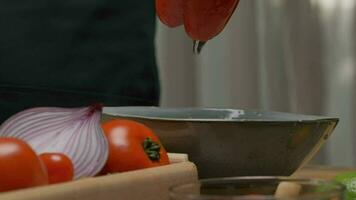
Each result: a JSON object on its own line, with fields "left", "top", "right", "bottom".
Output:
{"left": 0, "top": 0, "right": 160, "bottom": 122}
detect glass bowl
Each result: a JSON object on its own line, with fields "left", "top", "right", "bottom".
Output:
{"left": 170, "top": 177, "right": 345, "bottom": 200}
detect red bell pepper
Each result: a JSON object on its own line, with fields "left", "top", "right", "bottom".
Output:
{"left": 156, "top": 0, "right": 240, "bottom": 42}
{"left": 156, "top": 0, "right": 184, "bottom": 28}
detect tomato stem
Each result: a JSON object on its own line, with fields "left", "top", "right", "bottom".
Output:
{"left": 142, "top": 138, "right": 161, "bottom": 161}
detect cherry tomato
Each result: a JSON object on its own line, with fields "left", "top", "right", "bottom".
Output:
{"left": 184, "top": 0, "right": 240, "bottom": 41}
{"left": 101, "top": 119, "right": 170, "bottom": 173}
{"left": 39, "top": 153, "right": 74, "bottom": 184}
{"left": 0, "top": 138, "right": 48, "bottom": 192}
{"left": 156, "top": 0, "right": 184, "bottom": 27}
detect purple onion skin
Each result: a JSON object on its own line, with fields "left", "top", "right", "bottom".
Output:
{"left": 0, "top": 105, "right": 109, "bottom": 179}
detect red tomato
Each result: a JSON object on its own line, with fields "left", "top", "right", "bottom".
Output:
{"left": 101, "top": 119, "right": 170, "bottom": 173}
{"left": 0, "top": 138, "right": 48, "bottom": 192}
{"left": 156, "top": 0, "right": 184, "bottom": 27}
{"left": 39, "top": 153, "right": 74, "bottom": 184}
{"left": 184, "top": 0, "right": 240, "bottom": 41}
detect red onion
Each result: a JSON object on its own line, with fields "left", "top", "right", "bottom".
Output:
{"left": 0, "top": 105, "right": 108, "bottom": 179}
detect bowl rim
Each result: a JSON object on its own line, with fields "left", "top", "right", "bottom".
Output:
{"left": 103, "top": 107, "right": 339, "bottom": 123}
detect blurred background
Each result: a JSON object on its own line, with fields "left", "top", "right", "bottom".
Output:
{"left": 156, "top": 0, "right": 356, "bottom": 167}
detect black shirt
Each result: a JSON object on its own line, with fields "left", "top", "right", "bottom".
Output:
{"left": 0, "top": 0, "right": 160, "bottom": 122}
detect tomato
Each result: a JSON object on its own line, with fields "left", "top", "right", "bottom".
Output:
{"left": 39, "top": 153, "right": 74, "bottom": 184}
{"left": 0, "top": 138, "right": 48, "bottom": 192}
{"left": 101, "top": 119, "right": 170, "bottom": 173}
{"left": 156, "top": 0, "right": 184, "bottom": 27}
{"left": 184, "top": 0, "right": 240, "bottom": 41}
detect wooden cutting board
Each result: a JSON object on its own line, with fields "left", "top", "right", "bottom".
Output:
{"left": 0, "top": 161, "right": 353, "bottom": 200}
{"left": 293, "top": 165, "right": 356, "bottom": 180}
{"left": 0, "top": 154, "right": 198, "bottom": 200}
